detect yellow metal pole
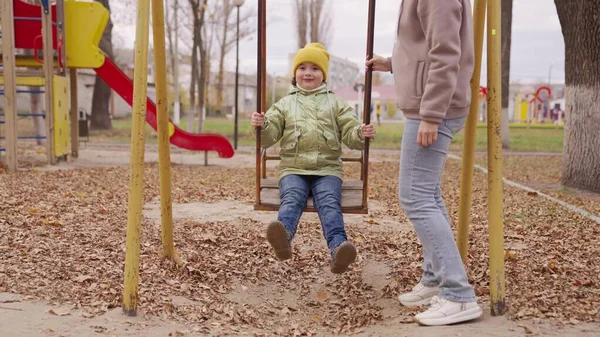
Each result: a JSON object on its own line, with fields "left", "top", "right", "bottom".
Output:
{"left": 151, "top": 0, "right": 176, "bottom": 260}
{"left": 487, "top": 0, "right": 506, "bottom": 316}
{"left": 456, "top": 0, "right": 487, "bottom": 264}
{"left": 123, "top": 0, "right": 151, "bottom": 316}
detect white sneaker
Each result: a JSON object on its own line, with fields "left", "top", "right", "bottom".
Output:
{"left": 414, "top": 296, "right": 482, "bottom": 326}
{"left": 398, "top": 283, "right": 440, "bottom": 307}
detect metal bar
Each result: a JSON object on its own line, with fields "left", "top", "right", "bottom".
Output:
{"left": 0, "top": 113, "right": 46, "bottom": 117}
{"left": 123, "top": 0, "right": 151, "bottom": 317}
{"left": 13, "top": 16, "right": 42, "bottom": 21}
{"left": 361, "top": 0, "right": 376, "bottom": 211}
{"left": 457, "top": 0, "right": 487, "bottom": 264}
{"left": 487, "top": 0, "right": 506, "bottom": 317}
{"left": 0, "top": 90, "right": 45, "bottom": 94}
{"left": 151, "top": 0, "right": 176, "bottom": 261}
{"left": 0, "top": 136, "right": 47, "bottom": 140}
{"left": 255, "top": 0, "right": 266, "bottom": 206}
{"left": 12, "top": 17, "right": 59, "bottom": 26}
{"left": 1, "top": 0, "right": 18, "bottom": 172}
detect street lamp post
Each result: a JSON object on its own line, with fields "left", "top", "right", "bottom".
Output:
{"left": 233, "top": 0, "right": 244, "bottom": 150}
{"left": 548, "top": 59, "right": 564, "bottom": 86}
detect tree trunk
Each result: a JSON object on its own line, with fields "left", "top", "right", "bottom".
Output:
{"left": 555, "top": 1, "right": 600, "bottom": 193}
{"left": 166, "top": 0, "right": 181, "bottom": 124}
{"left": 216, "top": 0, "right": 232, "bottom": 111}
{"left": 309, "top": 0, "right": 331, "bottom": 47}
{"left": 294, "top": 0, "right": 309, "bottom": 48}
{"left": 204, "top": 15, "right": 215, "bottom": 118}
{"left": 90, "top": 0, "right": 113, "bottom": 130}
{"left": 309, "top": 0, "right": 322, "bottom": 43}
{"left": 187, "top": 0, "right": 200, "bottom": 132}
{"left": 197, "top": 0, "right": 208, "bottom": 133}
{"left": 500, "top": 0, "right": 512, "bottom": 149}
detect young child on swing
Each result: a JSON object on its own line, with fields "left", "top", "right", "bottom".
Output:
{"left": 251, "top": 42, "right": 375, "bottom": 274}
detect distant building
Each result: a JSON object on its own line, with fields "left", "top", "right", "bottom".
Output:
{"left": 335, "top": 84, "right": 400, "bottom": 121}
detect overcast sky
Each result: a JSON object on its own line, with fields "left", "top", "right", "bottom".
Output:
{"left": 113, "top": 0, "right": 566, "bottom": 84}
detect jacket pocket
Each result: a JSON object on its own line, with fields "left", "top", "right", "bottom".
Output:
{"left": 281, "top": 140, "right": 297, "bottom": 152}
{"left": 443, "top": 116, "right": 467, "bottom": 136}
{"left": 322, "top": 131, "right": 340, "bottom": 151}
{"left": 415, "top": 61, "right": 426, "bottom": 97}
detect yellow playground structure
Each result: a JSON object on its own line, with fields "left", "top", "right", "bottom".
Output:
{"left": 0, "top": 0, "right": 233, "bottom": 172}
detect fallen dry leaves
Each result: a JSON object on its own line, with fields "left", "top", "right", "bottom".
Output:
{"left": 475, "top": 154, "right": 600, "bottom": 216}
{"left": 0, "top": 156, "right": 599, "bottom": 335}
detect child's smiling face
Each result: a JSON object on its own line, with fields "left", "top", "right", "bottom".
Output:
{"left": 295, "top": 62, "right": 324, "bottom": 90}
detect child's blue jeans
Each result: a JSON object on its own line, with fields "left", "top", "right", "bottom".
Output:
{"left": 277, "top": 174, "right": 347, "bottom": 253}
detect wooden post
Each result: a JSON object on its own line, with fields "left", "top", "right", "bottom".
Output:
{"left": 361, "top": 0, "right": 376, "bottom": 211}
{"left": 0, "top": 0, "right": 18, "bottom": 172}
{"left": 70, "top": 69, "right": 79, "bottom": 158}
{"left": 41, "top": 3, "right": 56, "bottom": 164}
{"left": 255, "top": 0, "right": 266, "bottom": 206}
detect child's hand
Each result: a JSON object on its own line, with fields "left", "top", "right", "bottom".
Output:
{"left": 361, "top": 124, "right": 375, "bottom": 138}
{"left": 251, "top": 112, "right": 265, "bottom": 128}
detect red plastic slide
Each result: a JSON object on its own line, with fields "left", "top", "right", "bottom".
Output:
{"left": 94, "top": 58, "right": 234, "bottom": 158}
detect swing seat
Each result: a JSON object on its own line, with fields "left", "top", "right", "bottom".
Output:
{"left": 255, "top": 178, "right": 366, "bottom": 214}
{"left": 253, "top": 153, "right": 368, "bottom": 214}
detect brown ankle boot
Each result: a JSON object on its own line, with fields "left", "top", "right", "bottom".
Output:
{"left": 330, "top": 241, "right": 357, "bottom": 274}
{"left": 266, "top": 221, "right": 292, "bottom": 260}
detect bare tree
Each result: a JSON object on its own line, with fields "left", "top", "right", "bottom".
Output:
{"left": 90, "top": 0, "right": 113, "bottom": 130}
{"left": 309, "top": 0, "right": 331, "bottom": 47}
{"left": 196, "top": 0, "right": 209, "bottom": 132}
{"left": 165, "top": 0, "right": 182, "bottom": 124}
{"left": 294, "top": 0, "right": 332, "bottom": 48}
{"left": 215, "top": 0, "right": 235, "bottom": 111}
{"left": 554, "top": 1, "right": 600, "bottom": 192}
{"left": 294, "top": 0, "right": 309, "bottom": 48}
{"left": 186, "top": 0, "right": 202, "bottom": 132}
{"left": 500, "top": 0, "right": 512, "bottom": 149}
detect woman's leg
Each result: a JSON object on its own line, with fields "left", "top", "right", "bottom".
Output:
{"left": 398, "top": 118, "right": 475, "bottom": 303}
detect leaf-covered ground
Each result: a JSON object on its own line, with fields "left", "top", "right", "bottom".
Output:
{"left": 0, "top": 154, "right": 599, "bottom": 336}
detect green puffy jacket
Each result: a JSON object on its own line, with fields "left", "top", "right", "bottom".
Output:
{"left": 260, "top": 84, "right": 365, "bottom": 180}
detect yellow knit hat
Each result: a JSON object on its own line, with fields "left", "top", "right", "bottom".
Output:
{"left": 292, "top": 42, "right": 330, "bottom": 81}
